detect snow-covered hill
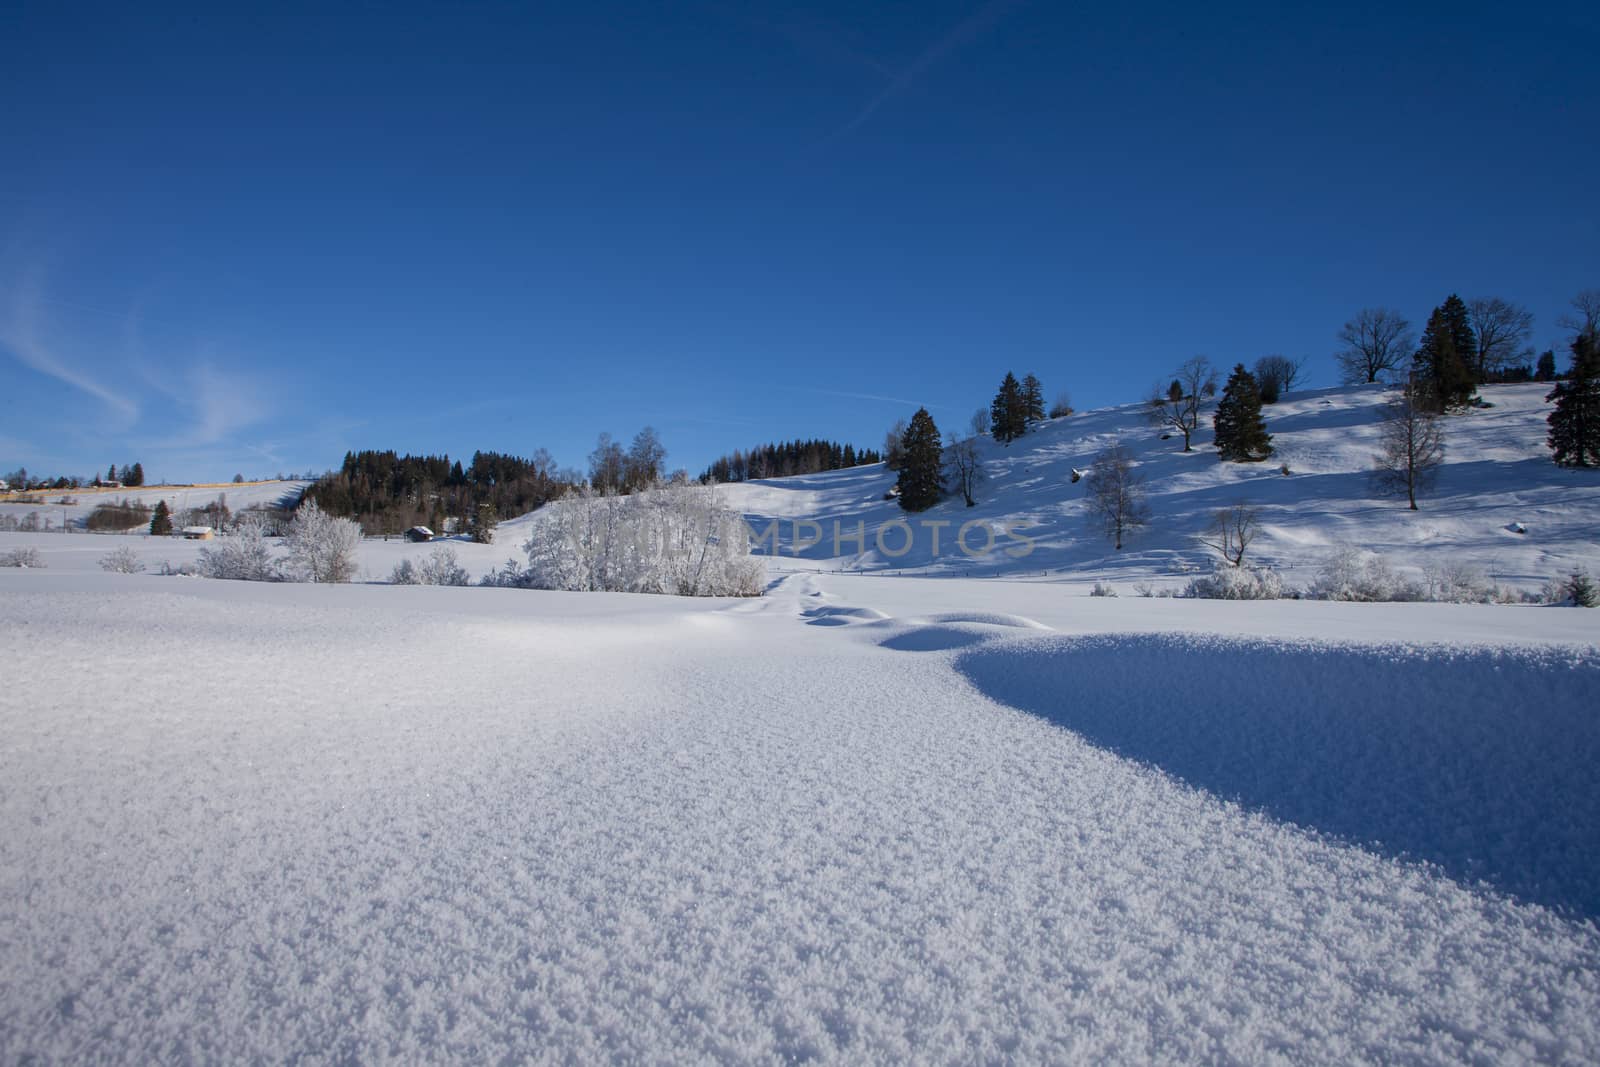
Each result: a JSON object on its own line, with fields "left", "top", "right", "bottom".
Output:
{"left": 721, "top": 382, "right": 1600, "bottom": 593}
{"left": 0, "top": 480, "right": 309, "bottom": 530}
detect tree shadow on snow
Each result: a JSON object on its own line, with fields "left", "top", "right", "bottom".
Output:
{"left": 956, "top": 634, "right": 1600, "bottom": 918}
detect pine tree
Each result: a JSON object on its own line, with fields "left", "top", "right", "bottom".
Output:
{"left": 1547, "top": 331, "right": 1600, "bottom": 468}
{"left": 1021, "top": 373, "right": 1045, "bottom": 424}
{"left": 1536, "top": 350, "right": 1558, "bottom": 382}
{"left": 896, "top": 408, "right": 944, "bottom": 512}
{"left": 468, "top": 503, "right": 499, "bottom": 544}
{"left": 1212, "top": 364, "right": 1273, "bottom": 461}
{"left": 149, "top": 500, "right": 173, "bottom": 536}
{"left": 1414, "top": 295, "right": 1477, "bottom": 411}
{"left": 990, "top": 373, "right": 1027, "bottom": 444}
{"left": 125, "top": 462, "right": 145, "bottom": 487}
{"left": 107, "top": 464, "right": 117, "bottom": 483}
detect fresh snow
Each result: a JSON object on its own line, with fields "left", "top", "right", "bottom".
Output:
{"left": 3, "top": 568, "right": 1599, "bottom": 1063}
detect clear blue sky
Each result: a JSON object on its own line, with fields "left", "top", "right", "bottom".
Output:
{"left": 3, "top": 1, "right": 1597, "bottom": 483}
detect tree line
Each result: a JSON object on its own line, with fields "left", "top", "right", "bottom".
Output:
{"left": 698, "top": 439, "right": 882, "bottom": 483}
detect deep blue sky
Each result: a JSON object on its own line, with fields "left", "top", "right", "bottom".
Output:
{"left": 3, "top": 1, "right": 1597, "bottom": 483}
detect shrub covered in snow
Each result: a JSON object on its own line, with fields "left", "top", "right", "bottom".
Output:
{"left": 1309, "top": 547, "right": 1422, "bottom": 602}
{"left": 99, "top": 546, "right": 145, "bottom": 574}
{"left": 1089, "top": 582, "right": 1118, "bottom": 597}
{"left": 1421, "top": 561, "right": 1500, "bottom": 604}
{"left": 523, "top": 482, "right": 763, "bottom": 596}
{"left": 391, "top": 545, "right": 469, "bottom": 586}
{"left": 198, "top": 515, "right": 281, "bottom": 582}
{"left": 1565, "top": 570, "right": 1597, "bottom": 608}
{"left": 0, "top": 546, "right": 44, "bottom": 568}
{"left": 285, "top": 500, "right": 361, "bottom": 583}
{"left": 478, "top": 558, "right": 529, "bottom": 588}
{"left": 1185, "top": 562, "right": 1284, "bottom": 600}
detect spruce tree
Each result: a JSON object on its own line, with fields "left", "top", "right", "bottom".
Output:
{"left": 1536, "top": 350, "right": 1557, "bottom": 382}
{"left": 990, "top": 373, "right": 1027, "bottom": 444}
{"left": 1414, "top": 295, "right": 1477, "bottom": 411}
{"left": 1547, "top": 331, "right": 1600, "bottom": 468}
{"left": 149, "top": 500, "right": 173, "bottom": 536}
{"left": 1212, "top": 364, "right": 1273, "bottom": 461}
{"left": 896, "top": 407, "right": 944, "bottom": 512}
{"left": 1021, "top": 373, "right": 1045, "bottom": 424}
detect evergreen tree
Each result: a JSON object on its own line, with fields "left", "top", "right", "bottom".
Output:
{"left": 990, "top": 373, "right": 1027, "bottom": 444}
{"left": 125, "top": 462, "right": 145, "bottom": 487}
{"left": 469, "top": 503, "right": 500, "bottom": 544}
{"left": 1547, "top": 331, "right": 1600, "bottom": 468}
{"left": 1212, "top": 364, "right": 1273, "bottom": 461}
{"left": 1536, "top": 350, "right": 1557, "bottom": 382}
{"left": 1414, "top": 295, "right": 1477, "bottom": 411}
{"left": 107, "top": 464, "right": 117, "bottom": 483}
{"left": 149, "top": 500, "right": 173, "bottom": 536}
{"left": 896, "top": 408, "right": 944, "bottom": 512}
{"left": 1021, "top": 373, "right": 1045, "bottom": 424}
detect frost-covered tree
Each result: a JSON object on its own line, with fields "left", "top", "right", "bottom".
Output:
{"left": 1373, "top": 379, "right": 1446, "bottom": 509}
{"left": 1336, "top": 308, "right": 1413, "bottom": 384}
{"left": 1148, "top": 357, "right": 1216, "bottom": 452}
{"left": 523, "top": 482, "right": 761, "bottom": 596}
{"left": 1084, "top": 443, "right": 1149, "bottom": 550}
{"left": 149, "top": 500, "right": 173, "bottom": 536}
{"left": 943, "top": 432, "right": 983, "bottom": 507}
{"left": 1049, "top": 391, "right": 1074, "bottom": 418}
{"left": 198, "top": 515, "right": 281, "bottom": 581}
{"left": 896, "top": 408, "right": 944, "bottom": 512}
{"left": 970, "top": 407, "right": 991, "bottom": 437}
{"left": 882, "top": 417, "right": 909, "bottom": 471}
{"left": 99, "top": 546, "right": 145, "bottom": 574}
{"left": 588, "top": 433, "right": 627, "bottom": 493}
{"left": 1547, "top": 330, "right": 1600, "bottom": 468}
{"left": 286, "top": 500, "right": 361, "bottom": 582}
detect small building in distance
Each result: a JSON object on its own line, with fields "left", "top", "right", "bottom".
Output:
{"left": 405, "top": 526, "right": 435, "bottom": 543}
{"left": 181, "top": 526, "right": 215, "bottom": 540}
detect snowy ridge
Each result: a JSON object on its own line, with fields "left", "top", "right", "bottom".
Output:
{"left": 721, "top": 382, "right": 1600, "bottom": 591}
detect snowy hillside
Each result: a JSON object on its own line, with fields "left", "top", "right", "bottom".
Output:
{"left": 722, "top": 382, "right": 1600, "bottom": 593}
{"left": 0, "top": 480, "right": 309, "bottom": 531}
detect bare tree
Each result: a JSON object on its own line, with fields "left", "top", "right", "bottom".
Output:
{"left": 1252, "top": 354, "right": 1305, "bottom": 403}
{"left": 1148, "top": 356, "right": 1217, "bottom": 452}
{"left": 1372, "top": 381, "right": 1446, "bottom": 510}
{"left": 1558, "top": 289, "right": 1600, "bottom": 340}
{"left": 1084, "top": 444, "right": 1150, "bottom": 549}
{"left": 970, "top": 407, "right": 991, "bottom": 436}
{"left": 588, "top": 433, "right": 626, "bottom": 492}
{"left": 943, "top": 433, "right": 984, "bottom": 507}
{"left": 1049, "top": 391, "right": 1074, "bottom": 418}
{"left": 1199, "top": 503, "right": 1259, "bottom": 566}
{"left": 1467, "top": 297, "right": 1534, "bottom": 381}
{"left": 623, "top": 426, "right": 667, "bottom": 491}
{"left": 883, "top": 417, "right": 910, "bottom": 470}
{"left": 1336, "top": 308, "right": 1414, "bottom": 384}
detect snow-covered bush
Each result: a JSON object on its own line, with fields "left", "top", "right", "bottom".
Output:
{"left": 478, "top": 558, "right": 529, "bottom": 588}
{"left": 1185, "top": 562, "right": 1284, "bottom": 600}
{"left": 0, "top": 547, "right": 44, "bottom": 568}
{"left": 198, "top": 515, "right": 281, "bottom": 581}
{"left": 1565, "top": 570, "right": 1597, "bottom": 608}
{"left": 523, "top": 482, "right": 763, "bottom": 596}
{"left": 99, "top": 546, "right": 145, "bottom": 574}
{"left": 1422, "top": 561, "right": 1496, "bottom": 604}
{"left": 1310, "top": 546, "right": 1421, "bottom": 602}
{"left": 285, "top": 500, "right": 361, "bottom": 583}
{"left": 392, "top": 545, "right": 469, "bottom": 586}
{"left": 1089, "top": 582, "right": 1118, "bottom": 597}
{"left": 158, "top": 560, "right": 199, "bottom": 577}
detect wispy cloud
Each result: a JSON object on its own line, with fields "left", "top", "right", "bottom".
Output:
{"left": 794, "top": 386, "right": 945, "bottom": 410}
{"left": 822, "top": 0, "right": 1020, "bottom": 144}
{"left": 0, "top": 271, "right": 140, "bottom": 422}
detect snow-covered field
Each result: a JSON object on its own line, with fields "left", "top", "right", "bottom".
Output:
{"left": 3, "top": 568, "right": 1598, "bottom": 1062}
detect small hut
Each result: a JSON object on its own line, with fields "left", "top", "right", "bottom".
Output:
{"left": 405, "top": 526, "right": 435, "bottom": 543}
{"left": 181, "top": 526, "right": 215, "bottom": 540}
